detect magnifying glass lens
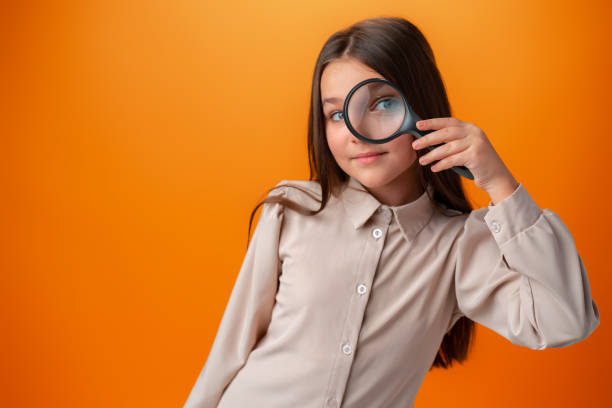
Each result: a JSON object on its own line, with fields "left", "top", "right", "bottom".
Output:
{"left": 346, "top": 82, "right": 406, "bottom": 141}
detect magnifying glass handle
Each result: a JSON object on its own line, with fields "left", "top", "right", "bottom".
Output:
{"left": 414, "top": 129, "right": 475, "bottom": 180}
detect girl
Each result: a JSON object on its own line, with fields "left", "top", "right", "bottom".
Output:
{"left": 184, "top": 16, "right": 600, "bottom": 408}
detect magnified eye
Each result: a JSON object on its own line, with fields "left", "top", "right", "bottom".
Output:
{"left": 330, "top": 111, "right": 344, "bottom": 121}
{"left": 372, "top": 97, "right": 401, "bottom": 112}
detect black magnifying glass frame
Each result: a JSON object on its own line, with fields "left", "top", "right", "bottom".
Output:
{"left": 342, "top": 77, "right": 474, "bottom": 180}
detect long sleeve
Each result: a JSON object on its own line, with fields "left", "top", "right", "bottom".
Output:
{"left": 452, "top": 183, "right": 600, "bottom": 350}
{"left": 184, "top": 182, "right": 287, "bottom": 408}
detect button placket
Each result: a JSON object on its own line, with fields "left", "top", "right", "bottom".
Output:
{"left": 324, "top": 206, "right": 391, "bottom": 407}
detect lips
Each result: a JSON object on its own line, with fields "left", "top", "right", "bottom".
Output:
{"left": 353, "top": 151, "right": 386, "bottom": 159}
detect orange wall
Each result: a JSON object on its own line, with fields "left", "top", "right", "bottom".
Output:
{"left": 2, "top": 1, "right": 610, "bottom": 407}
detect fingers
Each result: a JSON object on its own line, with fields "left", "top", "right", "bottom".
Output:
{"left": 416, "top": 117, "right": 463, "bottom": 131}
{"left": 429, "top": 148, "right": 471, "bottom": 173}
{"left": 412, "top": 125, "right": 465, "bottom": 150}
{"left": 413, "top": 117, "right": 475, "bottom": 172}
{"left": 418, "top": 138, "right": 470, "bottom": 168}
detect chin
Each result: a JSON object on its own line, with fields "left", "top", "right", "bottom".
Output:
{"left": 350, "top": 172, "right": 397, "bottom": 189}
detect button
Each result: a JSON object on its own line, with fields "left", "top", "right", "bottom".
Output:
{"left": 326, "top": 397, "right": 338, "bottom": 408}
{"left": 491, "top": 221, "right": 501, "bottom": 233}
{"left": 378, "top": 207, "right": 392, "bottom": 223}
{"left": 357, "top": 284, "right": 367, "bottom": 295}
{"left": 342, "top": 343, "right": 352, "bottom": 355}
{"left": 372, "top": 228, "right": 383, "bottom": 239}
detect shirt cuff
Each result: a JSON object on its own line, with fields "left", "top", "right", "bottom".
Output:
{"left": 483, "top": 183, "right": 543, "bottom": 247}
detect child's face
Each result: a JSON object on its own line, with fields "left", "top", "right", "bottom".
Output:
{"left": 320, "top": 56, "right": 419, "bottom": 198}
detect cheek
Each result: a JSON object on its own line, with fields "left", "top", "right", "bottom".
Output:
{"left": 389, "top": 136, "right": 418, "bottom": 161}
{"left": 325, "top": 127, "right": 344, "bottom": 157}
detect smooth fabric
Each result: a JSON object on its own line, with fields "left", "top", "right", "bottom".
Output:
{"left": 184, "top": 176, "right": 600, "bottom": 408}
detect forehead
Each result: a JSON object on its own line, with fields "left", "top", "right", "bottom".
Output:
{"left": 320, "top": 57, "right": 384, "bottom": 106}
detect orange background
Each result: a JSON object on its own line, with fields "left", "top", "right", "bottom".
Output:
{"left": 2, "top": 0, "right": 611, "bottom": 406}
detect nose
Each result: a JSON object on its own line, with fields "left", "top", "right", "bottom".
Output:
{"left": 347, "top": 124, "right": 369, "bottom": 144}
{"left": 349, "top": 134, "right": 371, "bottom": 147}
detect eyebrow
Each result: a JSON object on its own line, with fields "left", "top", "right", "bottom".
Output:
{"left": 322, "top": 83, "right": 388, "bottom": 106}
{"left": 322, "top": 97, "right": 343, "bottom": 106}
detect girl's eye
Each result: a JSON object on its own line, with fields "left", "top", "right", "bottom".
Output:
{"left": 329, "top": 111, "right": 344, "bottom": 122}
{"left": 372, "top": 97, "right": 400, "bottom": 112}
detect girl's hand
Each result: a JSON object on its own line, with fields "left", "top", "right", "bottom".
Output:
{"left": 411, "top": 117, "right": 520, "bottom": 205}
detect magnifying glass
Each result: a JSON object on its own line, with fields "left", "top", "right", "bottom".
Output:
{"left": 343, "top": 77, "right": 474, "bottom": 180}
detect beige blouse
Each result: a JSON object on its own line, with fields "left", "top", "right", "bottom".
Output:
{"left": 184, "top": 176, "right": 600, "bottom": 408}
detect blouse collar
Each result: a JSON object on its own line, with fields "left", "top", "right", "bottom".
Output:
{"left": 340, "top": 175, "right": 436, "bottom": 244}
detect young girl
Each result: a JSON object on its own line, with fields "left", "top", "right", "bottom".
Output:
{"left": 184, "top": 16, "right": 600, "bottom": 408}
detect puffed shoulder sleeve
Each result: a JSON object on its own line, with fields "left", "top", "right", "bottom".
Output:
{"left": 452, "top": 183, "right": 600, "bottom": 350}
{"left": 184, "top": 181, "right": 288, "bottom": 408}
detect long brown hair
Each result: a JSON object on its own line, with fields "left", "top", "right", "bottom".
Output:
{"left": 246, "top": 16, "right": 475, "bottom": 370}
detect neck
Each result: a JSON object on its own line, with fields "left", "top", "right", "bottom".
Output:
{"left": 363, "top": 161, "right": 424, "bottom": 207}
